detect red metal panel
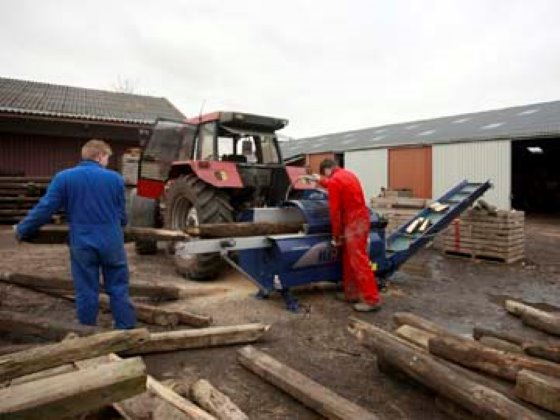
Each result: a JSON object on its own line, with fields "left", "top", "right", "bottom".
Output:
{"left": 188, "top": 161, "right": 243, "bottom": 188}
{"left": 137, "top": 178, "right": 165, "bottom": 199}
{"left": 388, "top": 146, "right": 432, "bottom": 198}
{"left": 285, "top": 165, "right": 315, "bottom": 190}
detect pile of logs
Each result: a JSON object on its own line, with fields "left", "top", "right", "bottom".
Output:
{"left": 349, "top": 301, "right": 560, "bottom": 418}
{"left": 0, "top": 177, "right": 51, "bottom": 224}
{"left": 0, "top": 322, "right": 269, "bottom": 418}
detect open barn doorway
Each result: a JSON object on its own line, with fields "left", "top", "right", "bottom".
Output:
{"left": 512, "top": 138, "right": 560, "bottom": 214}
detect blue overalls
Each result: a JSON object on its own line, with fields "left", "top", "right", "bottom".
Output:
{"left": 17, "top": 160, "right": 136, "bottom": 329}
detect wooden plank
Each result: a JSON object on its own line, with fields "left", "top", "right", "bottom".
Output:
{"left": 515, "top": 369, "right": 560, "bottom": 414}
{"left": 0, "top": 328, "right": 149, "bottom": 382}
{"left": 348, "top": 317, "right": 541, "bottom": 420}
{"left": 0, "top": 310, "right": 103, "bottom": 341}
{"left": 123, "top": 324, "right": 270, "bottom": 355}
{"left": 0, "top": 357, "right": 146, "bottom": 419}
{"left": 505, "top": 300, "right": 560, "bottom": 336}
{"left": 238, "top": 345, "right": 378, "bottom": 420}
{"left": 190, "top": 379, "right": 248, "bottom": 420}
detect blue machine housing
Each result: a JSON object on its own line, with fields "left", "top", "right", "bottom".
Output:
{"left": 238, "top": 198, "right": 389, "bottom": 309}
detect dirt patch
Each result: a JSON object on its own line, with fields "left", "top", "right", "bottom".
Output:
{"left": 0, "top": 216, "right": 559, "bottom": 419}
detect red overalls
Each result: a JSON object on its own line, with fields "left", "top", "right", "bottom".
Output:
{"left": 320, "top": 168, "right": 380, "bottom": 305}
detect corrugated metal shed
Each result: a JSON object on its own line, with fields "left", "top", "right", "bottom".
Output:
{"left": 281, "top": 100, "right": 560, "bottom": 159}
{"left": 345, "top": 149, "right": 387, "bottom": 200}
{"left": 433, "top": 140, "right": 511, "bottom": 209}
{"left": 0, "top": 77, "right": 185, "bottom": 124}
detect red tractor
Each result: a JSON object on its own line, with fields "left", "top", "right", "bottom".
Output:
{"left": 128, "top": 111, "right": 312, "bottom": 279}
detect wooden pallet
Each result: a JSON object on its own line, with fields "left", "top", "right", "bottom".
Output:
{"left": 444, "top": 250, "right": 524, "bottom": 264}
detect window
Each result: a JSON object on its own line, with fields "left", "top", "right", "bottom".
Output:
{"left": 196, "top": 123, "right": 216, "bottom": 160}
{"left": 259, "top": 134, "right": 280, "bottom": 164}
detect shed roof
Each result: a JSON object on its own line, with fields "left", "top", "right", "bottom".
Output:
{"left": 281, "top": 100, "right": 560, "bottom": 159}
{"left": 0, "top": 77, "right": 185, "bottom": 125}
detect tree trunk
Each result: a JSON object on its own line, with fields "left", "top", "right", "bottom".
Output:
{"left": 515, "top": 369, "right": 560, "bottom": 415}
{"left": 472, "top": 326, "right": 527, "bottom": 345}
{"left": 348, "top": 317, "right": 542, "bottom": 420}
{"left": 186, "top": 222, "right": 302, "bottom": 238}
{"left": 522, "top": 343, "right": 560, "bottom": 363}
{"left": 394, "top": 324, "right": 437, "bottom": 349}
{"left": 123, "top": 324, "right": 270, "bottom": 355}
{"left": 505, "top": 300, "right": 560, "bottom": 336}
{"left": 0, "top": 328, "right": 149, "bottom": 382}
{"left": 393, "top": 312, "right": 451, "bottom": 335}
{"left": 238, "top": 345, "right": 378, "bottom": 420}
{"left": 190, "top": 379, "right": 248, "bottom": 420}
{"left": 428, "top": 334, "right": 560, "bottom": 382}
{"left": 0, "top": 310, "right": 102, "bottom": 341}
{"left": 0, "top": 357, "right": 146, "bottom": 419}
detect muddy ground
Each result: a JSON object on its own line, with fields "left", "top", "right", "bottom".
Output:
{"left": 0, "top": 216, "right": 559, "bottom": 419}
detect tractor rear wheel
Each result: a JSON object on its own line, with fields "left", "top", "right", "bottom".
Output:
{"left": 165, "top": 174, "right": 234, "bottom": 280}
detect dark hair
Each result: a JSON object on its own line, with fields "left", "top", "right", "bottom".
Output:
{"left": 319, "top": 159, "right": 337, "bottom": 175}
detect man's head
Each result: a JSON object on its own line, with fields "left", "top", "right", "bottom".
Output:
{"left": 319, "top": 159, "right": 338, "bottom": 177}
{"left": 81, "top": 139, "right": 112, "bottom": 167}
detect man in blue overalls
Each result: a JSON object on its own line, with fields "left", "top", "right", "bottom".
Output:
{"left": 15, "top": 139, "right": 136, "bottom": 329}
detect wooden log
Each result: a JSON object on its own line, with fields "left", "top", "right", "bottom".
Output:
{"left": 8, "top": 364, "right": 76, "bottom": 387}
{"left": 17, "top": 225, "right": 188, "bottom": 244}
{"left": 474, "top": 326, "right": 560, "bottom": 362}
{"left": 0, "top": 310, "right": 102, "bottom": 341}
{"left": 0, "top": 328, "right": 149, "bottom": 382}
{"left": 393, "top": 312, "right": 450, "bottom": 335}
{"left": 0, "top": 357, "right": 146, "bottom": 419}
{"left": 428, "top": 334, "right": 560, "bottom": 381}
{"left": 348, "top": 317, "right": 541, "bottom": 420}
{"left": 0, "top": 344, "right": 37, "bottom": 356}
{"left": 238, "top": 345, "right": 378, "bottom": 420}
{"left": 0, "top": 272, "right": 182, "bottom": 300}
{"left": 515, "top": 369, "right": 560, "bottom": 415}
{"left": 186, "top": 222, "right": 302, "bottom": 238}
{"left": 190, "top": 379, "right": 248, "bottom": 420}
{"left": 522, "top": 343, "right": 560, "bottom": 363}
{"left": 505, "top": 300, "right": 560, "bottom": 336}
{"left": 394, "top": 324, "right": 436, "bottom": 349}
{"left": 123, "top": 323, "right": 270, "bottom": 355}
{"left": 472, "top": 326, "right": 526, "bottom": 345}
{"left": 479, "top": 337, "right": 524, "bottom": 354}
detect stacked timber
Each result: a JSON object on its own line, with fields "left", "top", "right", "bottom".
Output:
{"left": 371, "top": 196, "right": 429, "bottom": 211}
{"left": 0, "top": 176, "right": 52, "bottom": 224}
{"left": 350, "top": 309, "right": 560, "bottom": 418}
{"left": 435, "top": 208, "right": 525, "bottom": 263}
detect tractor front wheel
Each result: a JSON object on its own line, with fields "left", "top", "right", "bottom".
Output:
{"left": 165, "top": 175, "right": 233, "bottom": 280}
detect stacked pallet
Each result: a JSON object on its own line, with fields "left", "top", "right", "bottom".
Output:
{"left": 0, "top": 177, "right": 50, "bottom": 224}
{"left": 349, "top": 306, "right": 560, "bottom": 418}
{"left": 435, "top": 208, "right": 525, "bottom": 263}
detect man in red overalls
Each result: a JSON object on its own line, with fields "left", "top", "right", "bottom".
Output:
{"left": 317, "top": 159, "right": 382, "bottom": 312}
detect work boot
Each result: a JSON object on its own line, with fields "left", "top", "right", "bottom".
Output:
{"left": 353, "top": 302, "right": 382, "bottom": 312}
{"left": 335, "top": 292, "right": 359, "bottom": 303}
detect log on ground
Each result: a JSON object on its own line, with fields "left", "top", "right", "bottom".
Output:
{"left": 0, "top": 310, "right": 102, "bottom": 341}
{"left": 348, "top": 317, "right": 542, "bottom": 420}
{"left": 0, "top": 357, "right": 146, "bottom": 419}
{"left": 238, "top": 345, "right": 378, "bottom": 420}
{"left": 0, "top": 271, "right": 182, "bottom": 300}
{"left": 0, "top": 328, "right": 149, "bottom": 382}
{"left": 428, "top": 333, "right": 560, "bottom": 381}
{"left": 515, "top": 369, "right": 560, "bottom": 414}
{"left": 123, "top": 324, "right": 270, "bottom": 355}
{"left": 505, "top": 300, "right": 560, "bottom": 336}
{"left": 190, "top": 379, "right": 247, "bottom": 420}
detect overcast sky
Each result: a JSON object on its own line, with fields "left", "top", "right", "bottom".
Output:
{"left": 1, "top": 0, "right": 559, "bottom": 138}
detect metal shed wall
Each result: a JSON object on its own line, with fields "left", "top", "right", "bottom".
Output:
{"left": 345, "top": 148, "right": 388, "bottom": 201}
{"left": 433, "top": 140, "right": 511, "bottom": 210}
